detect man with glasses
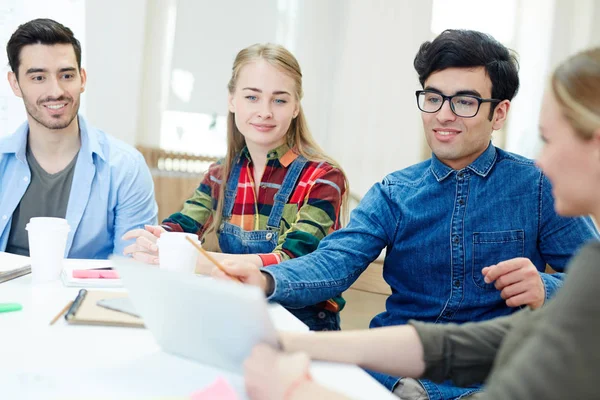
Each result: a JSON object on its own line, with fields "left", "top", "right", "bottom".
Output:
{"left": 213, "top": 30, "right": 599, "bottom": 399}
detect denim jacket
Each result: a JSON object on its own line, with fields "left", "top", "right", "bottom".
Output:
{"left": 264, "top": 143, "right": 599, "bottom": 399}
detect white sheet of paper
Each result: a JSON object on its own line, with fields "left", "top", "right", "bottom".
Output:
{"left": 0, "top": 252, "right": 30, "bottom": 272}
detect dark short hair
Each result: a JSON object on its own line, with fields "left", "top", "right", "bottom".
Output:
{"left": 414, "top": 29, "right": 520, "bottom": 119}
{"left": 6, "top": 18, "right": 82, "bottom": 78}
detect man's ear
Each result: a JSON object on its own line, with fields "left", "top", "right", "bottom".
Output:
{"left": 492, "top": 100, "right": 511, "bottom": 131}
{"left": 80, "top": 67, "right": 87, "bottom": 93}
{"left": 7, "top": 71, "right": 23, "bottom": 98}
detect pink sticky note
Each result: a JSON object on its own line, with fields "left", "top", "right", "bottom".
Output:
{"left": 72, "top": 270, "right": 120, "bottom": 279}
{"left": 190, "top": 377, "right": 239, "bottom": 400}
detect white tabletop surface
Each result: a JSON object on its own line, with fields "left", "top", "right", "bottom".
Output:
{"left": 0, "top": 259, "right": 395, "bottom": 400}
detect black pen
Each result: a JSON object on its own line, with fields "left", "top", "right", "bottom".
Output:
{"left": 65, "top": 289, "right": 88, "bottom": 321}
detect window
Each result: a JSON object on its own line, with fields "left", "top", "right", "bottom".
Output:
{"left": 158, "top": 0, "right": 300, "bottom": 157}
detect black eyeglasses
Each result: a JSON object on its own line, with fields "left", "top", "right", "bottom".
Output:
{"left": 415, "top": 90, "right": 502, "bottom": 118}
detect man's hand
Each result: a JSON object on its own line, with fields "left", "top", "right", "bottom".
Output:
{"left": 211, "top": 260, "right": 271, "bottom": 294}
{"left": 122, "top": 225, "right": 166, "bottom": 264}
{"left": 482, "top": 257, "right": 546, "bottom": 309}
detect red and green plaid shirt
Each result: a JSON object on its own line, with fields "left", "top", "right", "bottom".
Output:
{"left": 163, "top": 144, "right": 346, "bottom": 312}
{"left": 163, "top": 143, "right": 345, "bottom": 264}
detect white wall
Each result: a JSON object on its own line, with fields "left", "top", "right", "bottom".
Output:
{"left": 84, "top": 0, "right": 147, "bottom": 145}
{"left": 506, "top": 0, "right": 600, "bottom": 157}
{"left": 291, "top": 0, "right": 348, "bottom": 148}
{"left": 504, "top": 0, "right": 557, "bottom": 157}
{"left": 315, "top": 0, "right": 433, "bottom": 195}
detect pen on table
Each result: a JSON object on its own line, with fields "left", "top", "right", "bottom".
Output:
{"left": 65, "top": 289, "right": 88, "bottom": 321}
{"left": 185, "top": 236, "right": 243, "bottom": 283}
{"left": 0, "top": 303, "right": 22, "bottom": 314}
{"left": 49, "top": 301, "right": 73, "bottom": 325}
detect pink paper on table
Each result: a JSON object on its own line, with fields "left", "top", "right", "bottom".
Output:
{"left": 190, "top": 377, "right": 239, "bottom": 400}
{"left": 72, "top": 269, "right": 120, "bottom": 279}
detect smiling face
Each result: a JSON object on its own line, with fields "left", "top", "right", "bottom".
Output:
{"left": 8, "top": 43, "right": 85, "bottom": 132}
{"left": 228, "top": 59, "right": 299, "bottom": 152}
{"left": 420, "top": 67, "right": 510, "bottom": 170}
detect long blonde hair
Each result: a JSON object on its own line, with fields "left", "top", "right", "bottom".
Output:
{"left": 552, "top": 48, "right": 600, "bottom": 140}
{"left": 207, "top": 43, "right": 349, "bottom": 238}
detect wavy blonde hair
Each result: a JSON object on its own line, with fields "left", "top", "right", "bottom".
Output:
{"left": 206, "top": 43, "right": 349, "bottom": 240}
{"left": 552, "top": 47, "right": 600, "bottom": 140}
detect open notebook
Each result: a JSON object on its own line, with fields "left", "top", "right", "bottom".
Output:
{"left": 0, "top": 252, "right": 31, "bottom": 283}
{"left": 65, "top": 289, "right": 144, "bottom": 328}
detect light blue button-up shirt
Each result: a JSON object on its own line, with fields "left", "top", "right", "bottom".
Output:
{"left": 0, "top": 115, "right": 158, "bottom": 259}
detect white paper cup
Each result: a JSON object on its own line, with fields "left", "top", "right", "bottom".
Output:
{"left": 157, "top": 232, "right": 199, "bottom": 273}
{"left": 26, "top": 217, "right": 70, "bottom": 283}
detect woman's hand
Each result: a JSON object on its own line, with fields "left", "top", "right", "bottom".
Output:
{"left": 244, "top": 344, "right": 311, "bottom": 400}
{"left": 211, "top": 258, "right": 270, "bottom": 292}
{"left": 122, "top": 225, "right": 166, "bottom": 264}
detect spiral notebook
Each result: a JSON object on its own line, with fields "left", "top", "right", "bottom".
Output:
{"left": 0, "top": 252, "right": 31, "bottom": 283}
{"left": 64, "top": 289, "right": 144, "bottom": 328}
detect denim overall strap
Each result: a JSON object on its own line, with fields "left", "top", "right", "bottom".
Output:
{"left": 222, "top": 154, "right": 244, "bottom": 220}
{"left": 266, "top": 155, "right": 308, "bottom": 230}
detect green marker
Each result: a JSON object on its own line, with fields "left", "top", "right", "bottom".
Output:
{"left": 0, "top": 303, "right": 22, "bottom": 313}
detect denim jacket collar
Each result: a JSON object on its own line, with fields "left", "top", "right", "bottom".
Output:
{"left": 430, "top": 142, "right": 497, "bottom": 182}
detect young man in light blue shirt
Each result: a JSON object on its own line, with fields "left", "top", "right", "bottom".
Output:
{"left": 0, "top": 18, "right": 157, "bottom": 259}
{"left": 213, "top": 30, "right": 600, "bottom": 399}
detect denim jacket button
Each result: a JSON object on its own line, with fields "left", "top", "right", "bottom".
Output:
{"left": 318, "top": 311, "right": 326, "bottom": 319}
{"left": 453, "top": 280, "right": 461, "bottom": 288}
{"left": 265, "top": 232, "right": 273, "bottom": 240}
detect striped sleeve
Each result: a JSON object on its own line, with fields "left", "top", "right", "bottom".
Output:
{"left": 161, "top": 162, "right": 221, "bottom": 236}
{"left": 266, "top": 163, "right": 346, "bottom": 264}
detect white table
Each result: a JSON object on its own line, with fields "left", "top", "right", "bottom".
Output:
{"left": 0, "top": 260, "right": 395, "bottom": 400}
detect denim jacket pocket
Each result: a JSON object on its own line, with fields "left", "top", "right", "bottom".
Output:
{"left": 472, "top": 230, "right": 525, "bottom": 290}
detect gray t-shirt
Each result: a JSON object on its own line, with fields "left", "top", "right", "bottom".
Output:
{"left": 5, "top": 146, "right": 78, "bottom": 256}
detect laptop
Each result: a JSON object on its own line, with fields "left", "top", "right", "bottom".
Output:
{"left": 111, "top": 256, "right": 280, "bottom": 374}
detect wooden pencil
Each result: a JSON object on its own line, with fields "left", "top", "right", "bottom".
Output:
{"left": 49, "top": 300, "right": 73, "bottom": 325}
{"left": 185, "top": 236, "right": 243, "bottom": 282}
